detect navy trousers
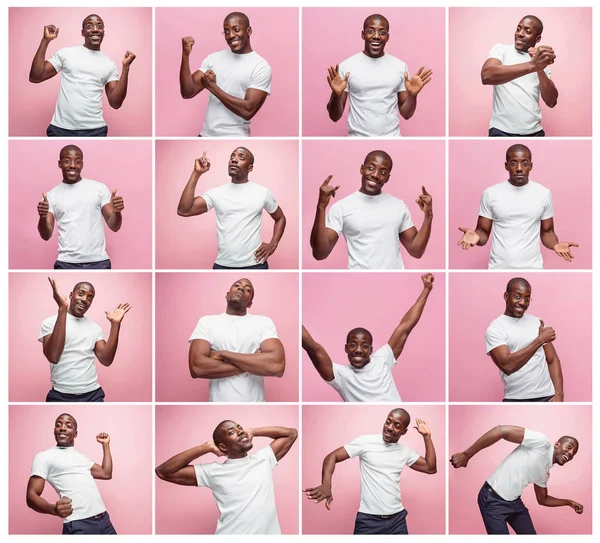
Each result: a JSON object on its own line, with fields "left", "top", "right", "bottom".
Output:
{"left": 212, "top": 261, "right": 269, "bottom": 270}
{"left": 62, "top": 511, "right": 117, "bottom": 534}
{"left": 46, "top": 387, "right": 105, "bottom": 403}
{"left": 54, "top": 259, "right": 112, "bottom": 270}
{"left": 353, "top": 510, "right": 409, "bottom": 535}
{"left": 47, "top": 124, "right": 108, "bottom": 137}
{"left": 489, "top": 127, "right": 545, "bottom": 137}
{"left": 503, "top": 395, "right": 553, "bottom": 402}
{"left": 478, "top": 482, "right": 536, "bottom": 534}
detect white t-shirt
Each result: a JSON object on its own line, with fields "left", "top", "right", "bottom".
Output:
{"left": 30, "top": 446, "right": 106, "bottom": 522}
{"left": 47, "top": 45, "right": 120, "bottom": 130}
{"left": 339, "top": 52, "right": 407, "bottom": 137}
{"left": 487, "top": 44, "right": 552, "bottom": 134}
{"left": 201, "top": 181, "right": 278, "bottom": 267}
{"left": 479, "top": 180, "right": 554, "bottom": 269}
{"left": 328, "top": 344, "right": 401, "bottom": 402}
{"left": 344, "top": 434, "right": 420, "bottom": 515}
{"left": 188, "top": 313, "right": 279, "bottom": 402}
{"left": 195, "top": 446, "right": 280, "bottom": 534}
{"left": 46, "top": 178, "right": 112, "bottom": 263}
{"left": 487, "top": 429, "right": 553, "bottom": 501}
{"left": 485, "top": 313, "right": 555, "bottom": 400}
{"left": 326, "top": 191, "right": 414, "bottom": 269}
{"left": 199, "top": 50, "right": 272, "bottom": 137}
{"left": 38, "top": 313, "right": 104, "bottom": 394}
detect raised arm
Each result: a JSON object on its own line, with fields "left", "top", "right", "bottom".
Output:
{"left": 42, "top": 278, "right": 68, "bottom": 364}
{"left": 545, "top": 343, "right": 564, "bottom": 402}
{"left": 101, "top": 189, "right": 124, "bottom": 233}
{"left": 399, "top": 186, "right": 433, "bottom": 259}
{"left": 94, "top": 303, "right": 131, "bottom": 367}
{"left": 481, "top": 46, "right": 555, "bottom": 86}
{"left": 189, "top": 339, "right": 245, "bottom": 379}
{"left": 90, "top": 433, "right": 113, "bottom": 480}
{"left": 398, "top": 66, "right": 433, "bottom": 120}
{"left": 179, "top": 37, "right": 205, "bottom": 99}
{"left": 29, "top": 25, "right": 59, "bottom": 83}
{"left": 457, "top": 216, "right": 493, "bottom": 249}
{"left": 540, "top": 218, "right": 578, "bottom": 263}
{"left": 247, "top": 426, "right": 298, "bottom": 462}
{"left": 254, "top": 206, "right": 287, "bottom": 264}
{"left": 387, "top": 274, "right": 434, "bottom": 359}
{"left": 326, "top": 65, "right": 348, "bottom": 122}
{"left": 303, "top": 447, "right": 350, "bottom": 510}
{"left": 26, "top": 476, "right": 73, "bottom": 518}
{"left": 450, "top": 425, "right": 525, "bottom": 468}
{"left": 310, "top": 175, "right": 340, "bottom": 260}
{"left": 177, "top": 154, "right": 210, "bottom": 217}
{"left": 409, "top": 419, "right": 437, "bottom": 475}
{"left": 105, "top": 52, "right": 136, "bottom": 109}
{"left": 37, "top": 193, "right": 55, "bottom": 240}
{"left": 155, "top": 441, "right": 223, "bottom": 486}
{"left": 217, "top": 338, "right": 285, "bottom": 378}
{"left": 302, "top": 325, "right": 334, "bottom": 382}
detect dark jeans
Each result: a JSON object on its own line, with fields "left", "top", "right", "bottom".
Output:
{"left": 503, "top": 395, "right": 553, "bottom": 402}
{"left": 212, "top": 261, "right": 269, "bottom": 270}
{"left": 47, "top": 124, "right": 108, "bottom": 137}
{"left": 478, "top": 482, "right": 536, "bottom": 534}
{"left": 46, "top": 387, "right": 105, "bottom": 403}
{"left": 353, "top": 510, "right": 408, "bottom": 535}
{"left": 489, "top": 127, "right": 545, "bottom": 137}
{"left": 62, "top": 511, "right": 117, "bottom": 534}
{"left": 54, "top": 259, "right": 111, "bottom": 269}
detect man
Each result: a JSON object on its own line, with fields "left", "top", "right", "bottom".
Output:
{"left": 302, "top": 273, "right": 434, "bottom": 402}
{"left": 450, "top": 425, "right": 583, "bottom": 534}
{"left": 155, "top": 419, "right": 297, "bottom": 534}
{"left": 180, "top": 12, "right": 272, "bottom": 137}
{"left": 26, "top": 413, "right": 117, "bottom": 534}
{"left": 177, "top": 147, "right": 286, "bottom": 269}
{"left": 310, "top": 149, "right": 433, "bottom": 269}
{"left": 188, "top": 278, "right": 285, "bottom": 402}
{"left": 39, "top": 278, "right": 131, "bottom": 402}
{"left": 327, "top": 14, "right": 432, "bottom": 137}
{"left": 37, "top": 145, "right": 125, "bottom": 270}
{"left": 29, "top": 14, "right": 136, "bottom": 137}
{"left": 457, "top": 144, "right": 578, "bottom": 269}
{"left": 303, "top": 409, "right": 436, "bottom": 535}
{"left": 485, "top": 277, "right": 563, "bottom": 402}
{"left": 481, "top": 15, "right": 558, "bottom": 137}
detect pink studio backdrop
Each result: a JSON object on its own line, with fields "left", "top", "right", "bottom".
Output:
{"left": 302, "top": 8, "right": 445, "bottom": 137}
{"left": 449, "top": 8, "right": 592, "bottom": 136}
{"left": 155, "top": 405, "right": 299, "bottom": 534}
{"left": 155, "top": 8, "right": 299, "bottom": 136}
{"left": 9, "top": 272, "right": 152, "bottom": 402}
{"left": 156, "top": 140, "right": 299, "bottom": 269}
{"left": 303, "top": 273, "right": 445, "bottom": 402}
{"left": 155, "top": 272, "right": 299, "bottom": 402}
{"left": 9, "top": 7, "right": 152, "bottom": 136}
{"left": 9, "top": 405, "right": 153, "bottom": 534}
{"left": 449, "top": 140, "right": 592, "bottom": 269}
{"left": 9, "top": 140, "right": 153, "bottom": 270}
{"left": 449, "top": 405, "right": 592, "bottom": 534}
{"left": 302, "top": 405, "right": 445, "bottom": 534}
{"left": 449, "top": 272, "right": 591, "bottom": 402}
{"left": 302, "top": 140, "right": 445, "bottom": 269}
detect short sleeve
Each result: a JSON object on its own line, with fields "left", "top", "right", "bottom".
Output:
{"left": 255, "top": 445, "right": 278, "bottom": 469}
{"left": 338, "top": 61, "right": 349, "bottom": 93}
{"left": 39, "top": 317, "right": 55, "bottom": 342}
{"left": 405, "top": 448, "right": 421, "bottom": 467}
{"left": 398, "top": 63, "right": 408, "bottom": 93}
{"left": 478, "top": 189, "right": 493, "bottom": 220}
{"left": 522, "top": 429, "right": 550, "bottom": 449}
{"left": 47, "top": 48, "right": 65, "bottom": 73}
{"left": 377, "top": 343, "right": 397, "bottom": 369}
{"left": 94, "top": 323, "right": 105, "bottom": 343}
{"left": 398, "top": 202, "right": 414, "bottom": 234}
{"left": 189, "top": 317, "right": 212, "bottom": 343}
{"left": 543, "top": 66, "right": 551, "bottom": 79}
{"left": 485, "top": 320, "right": 508, "bottom": 355}
{"left": 487, "top": 44, "right": 505, "bottom": 62}
{"left": 541, "top": 190, "right": 554, "bottom": 220}
{"left": 194, "top": 463, "right": 212, "bottom": 487}
{"left": 46, "top": 191, "right": 56, "bottom": 216}
{"left": 249, "top": 61, "right": 272, "bottom": 94}
{"left": 344, "top": 436, "right": 367, "bottom": 458}
{"left": 263, "top": 188, "right": 278, "bottom": 214}
{"left": 328, "top": 363, "right": 346, "bottom": 397}
{"left": 325, "top": 201, "right": 344, "bottom": 235}
{"left": 259, "top": 317, "right": 279, "bottom": 342}
{"left": 200, "top": 187, "right": 216, "bottom": 212}
{"left": 99, "top": 183, "right": 112, "bottom": 208}
{"left": 199, "top": 54, "right": 212, "bottom": 74}
{"left": 30, "top": 453, "right": 50, "bottom": 479}
{"left": 105, "top": 62, "right": 119, "bottom": 84}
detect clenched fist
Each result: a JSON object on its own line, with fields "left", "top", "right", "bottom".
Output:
{"left": 182, "top": 36, "right": 195, "bottom": 56}
{"left": 54, "top": 496, "right": 72, "bottom": 518}
{"left": 44, "top": 25, "right": 60, "bottom": 41}
{"left": 122, "top": 51, "right": 136, "bottom": 68}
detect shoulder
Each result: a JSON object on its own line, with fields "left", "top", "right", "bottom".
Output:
{"left": 340, "top": 52, "right": 364, "bottom": 66}
{"left": 42, "top": 314, "right": 59, "bottom": 327}
{"left": 198, "top": 314, "right": 221, "bottom": 326}
{"left": 383, "top": 53, "right": 406, "bottom": 66}
{"left": 486, "top": 314, "right": 506, "bottom": 331}
{"left": 248, "top": 314, "right": 276, "bottom": 326}
{"left": 249, "top": 51, "right": 271, "bottom": 67}
{"left": 523, "top": 428, "right": 551, "bottom": 448}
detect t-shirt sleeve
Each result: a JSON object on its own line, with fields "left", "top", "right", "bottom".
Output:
{"left": 378, "top": 343, "right": 397, "bottom": 369}
{"left": 398, "top": 202, "right": 414, "bottom": 234}
{"left": 99, "top": 183, "right": 112, "bottom": 208}
{"left": 46, "top": 191, "right": 56, "bottom": 215}
{"left": 405, "top": 447, "right": 421, "bottom": 467}
{"left": 338, "top": 60, "right": 349, "bottom": 93}
{"left": 249, "top": 61, "right": 272, "bottom": 94}
{"left": 263, "top": 187, "right": 278, "bottom": 214}
{"left": 398, "top": 63, "right": 408, "bottom": 92}
{"left": 256, "top": 445, "right": 278, "bottom": 469}
{"left": 325, "top": 201, "right": 344, "bottom": 235}
{"left": 543, "top": 66, "right": 551, "bottom": 79}
{"left": 344, "top": 436, "right": 367, "bottom": 458}
{"left": 47, "top": 48, "right": 65, "bottom": 73}
{"left": 487, "top": 44, "right": 505, "bottom": 62}
{"left": 328, "top": 362, "right": 346, "bottom": 397}
{"left": 189, "top": 317, "right": 211, "bottom": 344}
{"left": 259, "top": 317, "right": 279, "bottom": 342}
{"left": 200, "top": 187, "right": 216, "bottom": 212}
{"left": 522, "top": 428, "right": 550, "bottom": 449}
{"left": 194, "top": 463, "right": 212, "bottom": 487}
{"left": 541, "top": 190, "right": 554, "bottom": 220}
{"left": 478, "top": 189, "right": 493, "bottom": 220}
{"left": 105, "top": 62, "right": 120, "bottom": 84}
{"left": 38, "top": 317, "right": 55, "bottom": 342}
{"left": 94, "top": 323, "right": 105, "bottom": 343}
{"left": 199, "top": 54, "right": 212, "bottom": 74}
{"left": 485, "top": 320, "right": 507, "bottom": 355}
{"left": 30, "top": 453, "right": 50, "bottom": 479}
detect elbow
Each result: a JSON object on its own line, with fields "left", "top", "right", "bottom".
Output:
{"left": 311, "top": 246, "right": 329, "bottom": 261}
{"left": 189, "top": 361, "right": 206, "bottom": 379}
{"left": 26, "top": 494, "right": 36, "bottom": 510}
{"left": 155, "top": 467, "right": 167, "bottom": 481}
{"left": 289, "top": 428, "right": 299, "bottom": 443}
{"left": 481, "top": 71, "right": 493, "bottom": 85}
{"left": 29, "top": 76, "right": 41, "bottom": 84}
{"left": 429, "top": 465, "right": 437, "bottom": 475}
{"left": 270, "top": 359, "right": 285, "bottom": 378}
{"left": 109, "top": 102, "right": 122, "bottom": 110}
{"left": 177, "top": 207, "right": 191, "bottom": 217}
{"left": 547, "top": 99, "right": 558, "bottom": 109}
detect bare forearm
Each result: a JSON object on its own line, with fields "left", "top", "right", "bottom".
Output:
{"left": 538, "top": 71, "right": 558, "bottom": 108}
{"left": 249, "top": 426, "right": 296, "bottom": 440}
{"left": 101, "top": 444, "right": 113, "bottom": 478}
{"left": 179, "top": 54, "right": 196, "bottom": 98}
{"left": 475, "top": 227, "right": 490, "bottom": 246}
{"left": 406, "top": 214, "right": 433, "bottom": 258}
{"left": 547, "top": 357, "right": 564, "bottom": 397}
{"left": 207, "top": 85, "right": 255, "bottom": 120}
{"left": 177, "top": 170, "right": 203, "bottom": 216}
{"left": 482, "top": 61, "right": 536, "bottom": 85}
{"left": 310, "top": 205, "right": 331, "bottom": 259}
{"left": 327, "top": 92, "right": 345, "bottom": 122}
{"left": 44, "top": 309, "right": 67, "bottom": 364}
{"left": 189, "top": 355, "right": 244, "bottom": 379}
{"left": 400, "top": 287, "right": 432, "bottom": 332}
{"left": 497, "top": 339, "right": 544, "bottom": 375}
{"left": 107, "top": 212, "right": 122, "bottom": 232}
{"left": 26, "top": 492, "right": 57, "bottom": 516}
{"left": 156, "top": 443, "right": 212, "bottom": 479}
{"left": 38, "top": 216, "right": 53, "bottom": 240}
{"left": 321, "top": 453, "right": 338, "bottom": 485}
{"left": 538, "top": 495, "right": 573, "bottom": 508}
{"left": 98, "top": 323, "right": 121, "bottom": 367}
{"left": 399, "top": 94, "right": 417, "bottom": 120}
{"left": 29, "top": 39, "right": 50, "bottom": 82}
{"left": 541, "top": 228, "right": 559, "bottom": 250}
{"left": 108, "top": 67, "right": 130, "bottom": 109}
{"left": 422, "top": 435, "right": 437, "bottom": 473}
{"left": 220, "top": 350, "right": 284, "bottom": 377}
{"left": 464, "top": 426, "right": 507, "bottom": 459}
{"left": 269, "top": 215, "right": 286, "bottom": 246}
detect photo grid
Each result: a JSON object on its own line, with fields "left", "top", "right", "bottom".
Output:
{"left": 3, "top": 0, "right": 596, "bottom": 538}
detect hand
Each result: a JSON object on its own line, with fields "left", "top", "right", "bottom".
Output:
{"left": 303, "top": 483, "right": 333, "bottom": 510}
{"left": 48, "top": 277, "right": 68, "bottom": 311}
{"left": 44, "top": 25, "right": 60, "bottom": 41}
{"left": 54, "top": 497, "right": 72, "bottom": 518}
{"left": 569, "top": 501, "right": 584, "bottom": 514}
{"left": 105, "top": 303, "right": 132, "bottom": 325}
{"left": 96, "top": 432, "right": 110, "bottom": 445}
{"left": 528, "top": 45, "right": 556, "bottom": 71}
{"left": 194, "top": 152, "right": 211, "bottom": 175}
{"left": 327, "top": 65, "right": 349, "bottom": 96}
{"left": 318, "top": 175, "right": 340, "bottom": 208}
{"left": 122, "top": 51, "right": 136, "bottom": 68}
{"left": 457, "top": 227, "right": 480, "bottom": 250}
{"left": 38, "top": 192, "right": 49, "bottom": 218}
{"left": 553, "top": 241, "right": 578, "bottom": 263}
{"left": 450, "top": 451, "right": 470, "bottom": 469}
{"left": 111, "top": 189, "right": 125, "bottom": 213}
{"left": 182, "top": 36, "right": 195, "bottom": 56}
{"left": 416, "top": 186, "right": 432, "bottom": 215}
{"left": 413, "top": 418, "right": 431, "bottom": 437}
{"left": 200, "top": 69, "right": 216, "bottom": 89}
{"left": 205, "top": 440, "right": 224, "bottom": 457}
{"left": 244, "top": 428, "right": 254, "bottom": 442}
{"left": 538, "top": 320, "right": 556, "bottom": 344}
{"left": 421, "top": 273, "right": 434, "bottom": 290}
{"left": 254, "top": 242, "right": 277, "bottom": 263}
{"left": 405, "top": 66, "right": 433, "bottom": 96}
{"left": 549, "top": 393, "right": 564, "bottom": 402}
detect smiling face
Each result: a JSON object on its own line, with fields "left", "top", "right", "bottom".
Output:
{"left": 345, "top": 329, "right": 374, "bottom": 368}
{"left": 362, "top": 15, "right": 390, "bottom": 58}
{"left": 68, "top": 282, "right": 95, "bottom": 318}
{"left": 82, "top": 14, "right": 105, "bottom": 50}
{"left": 382, "top": 410, "right": 409, "bottom": 444}
{"left": 58, "top": 146, "right": 84, "bottom": 184}
{"left": 223, "top": 14, "right": 252, "bottom": 54}
{"left": 514, "top": 16, "right": 541, "bottom": 52}
{"left": 54, "top": 414, "right": 78, "bottom": 447}
{"left": 359, "top": 151, "right": 392, "bottom": 196}
{"left": 553, "top": 437, "right": 578, "bottom": 466}
{"left": 504, "top": 281, "right": 531, "bottom": 319}
{"left": 214, "top": 420, "right": 253, "bottom": 458}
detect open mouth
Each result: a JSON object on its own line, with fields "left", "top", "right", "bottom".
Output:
{"left": 239, "top": 435, "right": 249, "bottom": 443}
{"left": 562, "top": 454, "right": 569, "bottom": 462}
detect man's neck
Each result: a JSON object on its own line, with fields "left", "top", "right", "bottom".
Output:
{"left": 230, "top": 177, "right": 249, "bottom": 185}
{"left": 225, "top": 306, "right": 247, "bottom": 316}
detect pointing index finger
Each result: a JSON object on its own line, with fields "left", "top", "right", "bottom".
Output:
{"left": 421, "top": 185, "right": 430, "bottom": 196}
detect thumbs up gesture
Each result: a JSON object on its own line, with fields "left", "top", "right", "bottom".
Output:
{"left": 111, "top": 189, "right": 125, "bottom": 212}
{"left": 38, "top": 192, "right": 49, "bottom": 217}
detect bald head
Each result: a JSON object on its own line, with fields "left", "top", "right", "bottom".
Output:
{"left": 213, "top": 420, "right": 235, "bottom": 445}
{"left": 235, "top": 147, "right": 254, "bottom": 165}
{"left": 506, "top": 144, "right": 532, "bottom": 162}
{"left": 388, "top": 408, "right": 410, "bottom": 429}
{"left": 72, "top": 281, "right": 95, "bottom": 295}
{"left": 364, "top": 150, "right": 393, "bottom": 171}
{"left": 59, "top": 145, "right": 83, "bottom": 160}
{"left": 363, "top": 14, "right": 389, "bottom": 32}
{"left": 506, "top": 277, "right": 531, "bottom": 295}
{"left": 346, "top": 327, "right": 373, "bottom": 344}
{"left": 56, "top": 413, "right": 78, "bottom": 430}
{"left": 522, "top": 15, "right": 543, "bottom": 35}
{"left": 224, "top": 12, "right": 250, "bottom": 27}
{"left": 558, "top": 436, "right": 579, "bottom": 450}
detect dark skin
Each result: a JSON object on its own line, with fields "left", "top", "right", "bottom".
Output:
{"left": 303, "top": 411, "right": 436, "bottom": 510}
{"left": 450, "top": 426, "right": 583, "bottom": 514}
{"left": 26, "top": 415, "right": 113, "bottom": 519}
{"left": 327, "top": 16, "right": 432, "bottom": 123}
{"left": 457, "top": 148, "right": 577, "bottom": 261}
{"left": 176, "top": 147, "right": 286, "bottom": 264}
{"left": 155, "top": 421, "right": 298, "bottom": 486}
{"left": 310, "top": 152, "right": 433, "bottom": 261}
{"left": 189, "top": 278, "right": 285, "bottom": 379}
{"left": 29, "top": 16, "right": 135, "bottom": 109}
{"left": 179, "top": 15, "right": 268, "bottom": 121}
